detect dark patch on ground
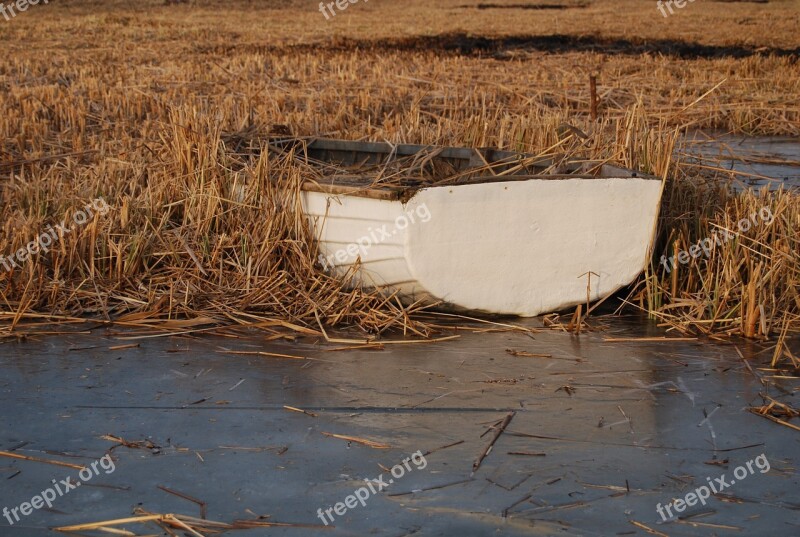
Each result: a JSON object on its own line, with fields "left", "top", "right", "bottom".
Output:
{"left": 358, "top": 34, "right": 800, "bottom": 59}
{"left": 200, "top": 33, "right": 799, "bottom": 60}
{"left": 459, "top": 3, "right": 588, "bottom": 9}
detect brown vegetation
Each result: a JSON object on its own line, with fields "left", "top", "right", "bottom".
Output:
{"left": 0, "top": 1, "right": 797, "bottom": 358}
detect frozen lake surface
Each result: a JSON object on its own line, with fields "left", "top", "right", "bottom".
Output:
{"left": 683, "top": 134, "right": 800, "bottom": 190}
{"left": 0, "top": 317, "right": 798, "bottom": 536}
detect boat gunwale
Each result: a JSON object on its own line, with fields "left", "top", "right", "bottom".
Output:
{"left": 301, "top": 170, "right": 661, "bottom": 201}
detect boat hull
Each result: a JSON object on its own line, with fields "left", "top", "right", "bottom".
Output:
{"left": 302, "top": 175, "right": 662, "bottom": 317}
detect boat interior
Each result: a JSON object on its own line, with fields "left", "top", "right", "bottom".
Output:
{"left": 267, "top": 137, "right": 658, "bottom": 200}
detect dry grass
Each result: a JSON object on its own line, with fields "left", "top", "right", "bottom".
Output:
{"left": 638, "top": 179, "right": 799, "bottom": 340}
{"left": 6, "top": 0, "right": 799, "bottom": 49}
{"left": 0, "top": 0, "right": 798, "bottom": 351}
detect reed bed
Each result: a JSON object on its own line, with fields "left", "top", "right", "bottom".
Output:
{"left": 0, "top": 91, "right": 676, "bottom": 340}
{"left": 639, "top": 178, "right": 799, "bottom": 341}
{"left": 0, "top": 3, "right": 798, "bottom": 350}
{"left": 0, "top": 114, "right": 438, "bottom": 338}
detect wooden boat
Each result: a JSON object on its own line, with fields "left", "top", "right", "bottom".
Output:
{"left": 277, "top": 138, "right": 663, "bottom": 317}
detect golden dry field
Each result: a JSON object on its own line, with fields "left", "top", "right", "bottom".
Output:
{"left": 0, "top": 0, "right": 798, "bottom": 362}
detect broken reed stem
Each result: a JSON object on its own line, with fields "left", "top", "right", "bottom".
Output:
{"left": 0, "top": 451, "right": 86, "bottom": 470}
{"left": 321, "top": 432, "right": 391, "bottom": 449}
{"left": 473, "top": 411, "right": 515, "bottom": 473}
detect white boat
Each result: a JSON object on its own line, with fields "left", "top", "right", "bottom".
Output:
{"left": 281, "top": 138, "right": 663, "bottom": 317}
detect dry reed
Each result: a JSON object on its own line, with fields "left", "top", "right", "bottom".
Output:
{"left": 0, "top": 2, "right": 798, "bottom": 354}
